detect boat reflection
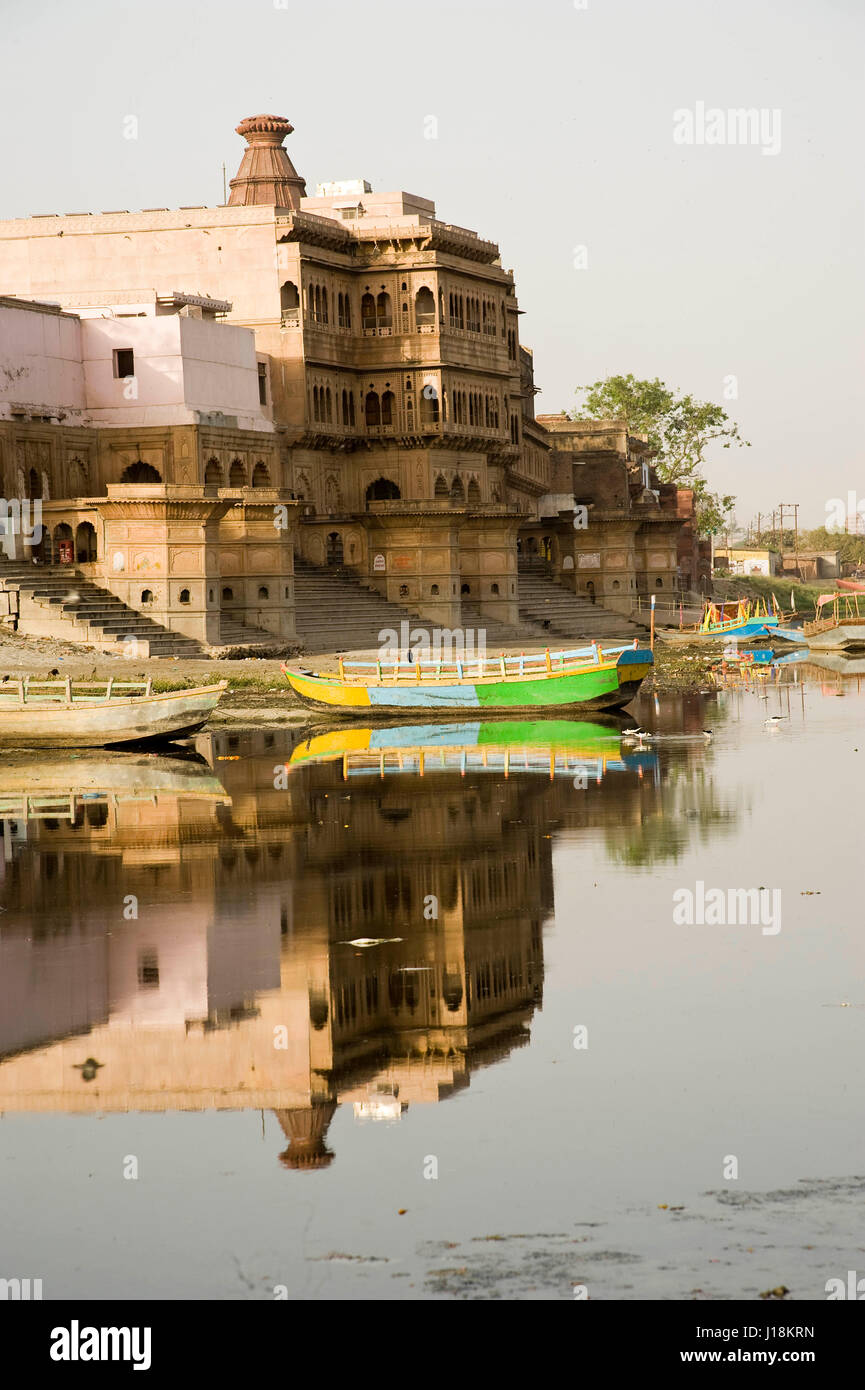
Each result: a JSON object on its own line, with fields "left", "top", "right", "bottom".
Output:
{"left": 0, "top": 720, "right": 721, "bottom": 1171}
{"left": 287, "top": 717, "right": 658, "bottom": 782}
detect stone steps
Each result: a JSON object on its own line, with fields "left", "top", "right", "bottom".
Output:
{"left": 517, "top": 573, "right": 644, "bottom": 643}
{"left": 294, "top": 561, "right": 430, "bottom": 653}
{"left": 0, "top": 560, "right": 206, "bottom": 657}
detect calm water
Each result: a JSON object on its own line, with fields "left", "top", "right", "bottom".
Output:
{"left": 1, "top": 655, "right": 863, "bottom": 1300}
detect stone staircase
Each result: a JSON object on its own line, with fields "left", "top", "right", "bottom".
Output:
{"left": 518, "top": 568, "right": 645, "bottom": 644}
{"left": 294, "top": 559, "right": 431, "bottom": 652}
{"left": 0, "top": 560, "right": 206, "bottom": 658}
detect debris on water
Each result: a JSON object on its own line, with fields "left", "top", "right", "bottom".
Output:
{"left": 759, "top": 1285, "right": 790, "bottom": 1299}
{"left": 340, "top": 938, "right": 404, "bottom": 948}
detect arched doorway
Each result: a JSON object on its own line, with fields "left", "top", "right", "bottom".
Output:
{"left": 75, "top": 522, "right": 97, "bottom": 563}
{"left": 252, "top": 462, "right": 270, "bottom": 488}
{"left": 120, "top": 461, "right": 162, "bottom": 484}
{"left": 205, "top": 458, "right": 223, "bottom": 486}
{"left": 365, "top": 478, "right": 401, "bottom": 506}
{"left": 53, "top": 523, "right": 74, "bottom": 565}
{"left": 326, "top": 532, "right": 344, "bottom": 568}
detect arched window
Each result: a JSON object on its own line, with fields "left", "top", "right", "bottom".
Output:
{"left": 141, "top": 589, "right": 154, "bottom": 605}
{"left": 415, "top": 286, "right": 435, "bottom": 327}
{"left": 222, "top": 586, "right": 234, "bottom": 602}
{"left": 229, "top": 459, "right": 246, "bottom": 487}
{"left": 431, "top": 584, "right": 440, "bottom": 595}
{"left": 252, "top": 463, "right": 270, "bottom": 488}
{"left": 120, "top": 461, "right": 162, "bottom": 484}
{"left": 348, "top": 392, "right": 356, "bottom": 426}
{"left": 67, "top": 458, "right": 88, "bottom": 495}
{"left": 491, "top": 582, "right": 500, "bottom": 595}
{"left": 325, "top": 387, "right": 333, "bottom": 423}
{"left": 361, "top": 293, "right": 376, "bottom": 331}
{"left": 366, "top": 478, "right": 401, "bottom": 504}
{"left": 27, "top": 467, "right": 42, "bottom": 500}
{"left": 420, "top": 385, "right": 439, "bottom": 426}
{"left": 365, "top": 391, "right": 381, "bottom": 427}
{"left": 258, "top": 586, "right": 269, "bottom": 600}
{"left": 467, "top": 479, "right": 481, "bottom": 503}
{"left": 381, "top": 390, "right": 395, "bottom": 426}
{"left": 205, "top": 457, "right": 222, "bottom": 486}
{"left": 326, "top": 532, "right": 344, "bottom": 567}
{"left": 434, "top": 475, "right": 448, "bottom": 498}
{"left": 451, "top": 476, "right": 465, "bottom": 502}
{"left": 377, "top": 291, "right": 392, "bottom": 329}
{"left": 179, "top": 588, "right": 190, "bottom": 604}
{"left": 75, "top": 522, "right": 97, "bottom": 563}
{"left": 280, "top": 281, "right": 300, "bottom": 318}
{"left": 321, "top": 287, "right": 329, "bottom": 324}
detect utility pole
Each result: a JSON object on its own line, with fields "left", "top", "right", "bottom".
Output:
{"left": 222, "top": 163, "right": 227, "bottom": 204}
{"left": 779, "top": 503, "right": 800, "bottom": 579}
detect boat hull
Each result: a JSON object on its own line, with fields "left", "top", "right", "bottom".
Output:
{"left": 658, "top": 618, "right": 782, "bottom": 645}
{"left": 284, "top": 649, "right": 652, "bottom": 717}
{"left": 0, "top": 683, "right": 227, "bottom": 748}
{"left": 799, "top": 624, "right": 865, "bottom": 652}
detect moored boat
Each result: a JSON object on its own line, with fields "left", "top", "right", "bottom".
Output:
{"left": 657, "top": 596, "right": 787, "bottom": 645}
{"left": 774, "top": 593, "right": 865, "bottom": 652}
{"left": 281, "top": 642, "right": 653, "bottom": 716}
{"left": 0, "top": 677, "right": 228, "bottom": 748}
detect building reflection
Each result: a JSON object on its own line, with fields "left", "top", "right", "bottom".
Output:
{"left": 0, "top": 722, "right": 710, "bottom": 1169}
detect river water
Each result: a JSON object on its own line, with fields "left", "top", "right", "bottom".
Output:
{"left": 1, "top": 655, "right": 862, "bottom": 1300}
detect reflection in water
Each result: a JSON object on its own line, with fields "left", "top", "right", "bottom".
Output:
{"left": 0, "top": 719, "right": 722, "bottom": 1171}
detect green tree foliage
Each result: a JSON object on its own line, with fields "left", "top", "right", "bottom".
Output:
{"left": 571, "top": 374, "right": 748, "bottom": 535}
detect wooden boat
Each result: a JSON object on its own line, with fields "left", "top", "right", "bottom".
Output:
{"left": 0, "top": 677, "right": 228, "bottom": 748}
{"left": 774, "top": 593, "right": 865, "bottom": 652}
{"left": 658, "top": 596, "right": 786, "bottom": 645}
{"left": 281, "top": 642, "right": 653, "bottom": 717}
{"left": 287, "top": 718, "right": 658, "bottom": 780}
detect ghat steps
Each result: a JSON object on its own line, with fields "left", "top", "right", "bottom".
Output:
{"left": 0, "top": 560, "right": 206, "bottom": 658}
{"left": 517, "top": 569, "right": 645, "bottom": 643}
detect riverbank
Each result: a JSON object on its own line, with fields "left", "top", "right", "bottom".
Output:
{"left": 0, "top": 627, "right": 715, "bottom": 709}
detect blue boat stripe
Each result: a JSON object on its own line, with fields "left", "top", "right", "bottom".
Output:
{"left": 367, "top": 684, "right": 481, "bottom": 708}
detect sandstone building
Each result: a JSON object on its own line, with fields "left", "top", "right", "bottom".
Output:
{"left": 0, "top": 113, "right": 692, "bottom": 650}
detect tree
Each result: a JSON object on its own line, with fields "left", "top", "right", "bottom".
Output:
{"left": 571, "top": 374, "right": 749, "bottom": 535}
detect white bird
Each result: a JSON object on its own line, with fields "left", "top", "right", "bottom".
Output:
{"left": 765, "top": 715, "right": 786, "bottom": 724}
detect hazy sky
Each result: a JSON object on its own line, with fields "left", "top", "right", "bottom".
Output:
{"left": 2, "top": 0, "right": 862, "bottom": 528}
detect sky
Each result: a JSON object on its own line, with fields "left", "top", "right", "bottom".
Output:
{"left": 1, "top": 0, "right": 862, "bottom": 530}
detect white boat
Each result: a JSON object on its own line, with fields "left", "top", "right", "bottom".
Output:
{"left": 774, "top": 594, "right": 865, "bottom": 652}
{"left": 0, "top": 678, "right": 228, "bottom": 748}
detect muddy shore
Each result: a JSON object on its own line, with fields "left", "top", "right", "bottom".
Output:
{"left": 0, "top": 628, "right": 715, "bottom": 713}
